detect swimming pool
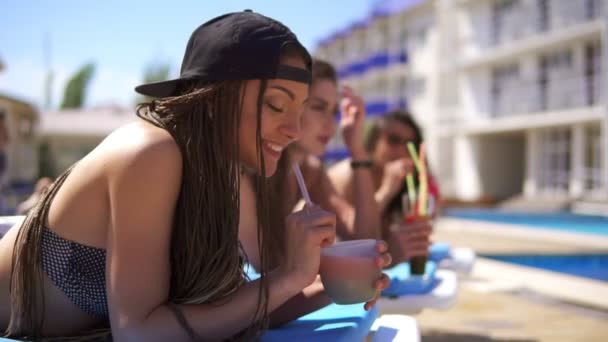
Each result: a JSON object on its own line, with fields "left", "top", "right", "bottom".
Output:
{"left": 444, "top": 208, "right": 608, "bottom": 236}
{"left": 483, "top": 254, "right": 608, "bottom": 282}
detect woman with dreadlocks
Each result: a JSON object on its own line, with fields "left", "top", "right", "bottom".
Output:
{"left": 0, "top": 11, "right": 335, "bottom": 341}
{"left": 239, "top": 59, "right": 392, "bottom": 325}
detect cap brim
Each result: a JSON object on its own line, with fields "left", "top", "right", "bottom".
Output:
{"left": 134, "top": 78, "right": 186, "bottom": 98}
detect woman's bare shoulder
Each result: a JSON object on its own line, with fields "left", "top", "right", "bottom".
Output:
{"left": 99, "top": 121, "right": 182, "bottom": 172}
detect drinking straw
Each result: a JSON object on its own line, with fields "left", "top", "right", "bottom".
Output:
{"left": 292, "top": 162, "right": 313, "bottom": 206}
{"left": 407, "top": 142, "right": 422, "bottom": 174}
{"left": 417, "top": 143, "right": 429, "bottom": 216}
{"left": 405, "top": 173, "right": 416, "bottom": 215}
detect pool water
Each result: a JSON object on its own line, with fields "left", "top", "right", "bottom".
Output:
{"left": 444, "top": 208, "right": 608, "bottom": 236}
{"left": 483, "top": 254, "right": 608, "bottom": 282}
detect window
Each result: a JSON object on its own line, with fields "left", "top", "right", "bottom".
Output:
{"left": 491, "top": 0, "right": 521, "bottom": 45}
{"left": 398, "top": 23, "right": 408, "bottom": 52}
{"left": 408, "top": 77, "right": 426, "bottom": 98}
{"left": 538, "top": 49, "right": 576, "bottom": 111}
{"left": 584, "top": 124, "right": 603, "bottom": 192}
{"left": 586, "top": 0, "right": 602, "bottom": 19}
{"left": 491, "top": 64, "right": 520, "bottom": 116}
{"left": 335, "top": 39, "right": 346, "bottom": 66}
{"left": 546, "top": 50, "right": 573, "bottom": 70}
{"left": 537, "top": 0, "right": 549, "bottom": 31}
{"left": 372, "top": 19, "right": 389, "bottom": 53}
{"left": 411, "top": 25, "right": 428, "bottom": 50}
{"left": 585, "top": 42, "right": 601, "bottom": 106}
{"left": 372, "top": 77, "right": 387, "bottom": 100}
{"left": 538, "top": 128, "right": 571, "bottom": 194}
{"left": 552, "top": 0, "right": 599, "bottom": 28}
{"left": 406, "top": 16, "right": 431, "bottom": 52}
{"left": 399, "top": 75, "right": 408, "bottom": 99}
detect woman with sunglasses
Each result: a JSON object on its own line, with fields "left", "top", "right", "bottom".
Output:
{"left": 329, "top": 110, "right": 438, "bottom": 265}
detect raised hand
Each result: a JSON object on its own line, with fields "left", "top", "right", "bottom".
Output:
{"left": 340, "top": 86, "right": 368, "bottom": 160}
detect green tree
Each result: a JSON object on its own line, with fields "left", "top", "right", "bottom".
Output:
{"left": 60, "top": 63, "right": 95, "bottom": 109}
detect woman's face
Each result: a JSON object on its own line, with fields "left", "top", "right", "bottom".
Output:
{"left": 372, "top": 120, "right": 418, "bottom": 165}
{"left": 239, "top": 56, "right": 309, "bottom": 176}
{"left": 296, "top": 79, "right": 338, "bottom": 156}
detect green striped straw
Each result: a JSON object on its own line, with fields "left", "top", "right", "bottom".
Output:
{"left": 407, "top": 142, "right": 422, "bottom": 174}
{"left": 405, "top": 173, "right": 416, "bottom": 214}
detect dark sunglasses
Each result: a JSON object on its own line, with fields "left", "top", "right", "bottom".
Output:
{"left": 385, "top": 133, "right": 415, "bottom": 147}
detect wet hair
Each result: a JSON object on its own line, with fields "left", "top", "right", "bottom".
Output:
{"left": 7, "top": 44, "right": 310, "bottom": 341}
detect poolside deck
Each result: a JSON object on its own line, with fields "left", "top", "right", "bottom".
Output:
{"left": 390, "top": 284, "right": 608, "bottom": 342}
{"left": 382, "top": 218, "right": 608, "bottom": 341}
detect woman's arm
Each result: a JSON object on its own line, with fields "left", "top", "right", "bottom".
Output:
{"left": 347, "top": 152, "right": 382, "bottom": 240}
{"left": 105, "top": 137, "right": 308, "bottom": 342}
{"left": 313, "top": 86, "right": 381, "bottom": 240}
{"left": 268, "top": 276, "right": 332, "bottom": 328}
{"left": 311, "top": 163, "right": 380, "bottom": 240}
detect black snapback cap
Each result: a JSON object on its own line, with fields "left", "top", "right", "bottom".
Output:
{"left": 135, "top": 10, "right": 312, "bottom": 98}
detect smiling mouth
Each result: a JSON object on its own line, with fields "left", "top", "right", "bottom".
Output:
{"left": 262, "top": 140, "right": 285, "bottom": 160}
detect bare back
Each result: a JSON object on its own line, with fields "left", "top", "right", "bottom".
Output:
{"left": 0, "top": 119, "right": 179, "bottom": 336}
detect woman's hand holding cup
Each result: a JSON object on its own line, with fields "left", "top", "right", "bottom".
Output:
{"left": 393, "top": 218, "right": 432, "bottom": 260}
{"left": 363, "top": 240, "right": 392, "bottom": 311}
{"left": 280, "top": 204, "right": 336, "bottom": 294}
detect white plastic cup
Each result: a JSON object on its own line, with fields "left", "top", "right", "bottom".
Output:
{"left": 319, "top": 239, "right": 380, "bottom": 304}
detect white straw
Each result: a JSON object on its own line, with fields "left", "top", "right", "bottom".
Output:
{"left": 292, "top": 162, "right": 313, "bottom": 205}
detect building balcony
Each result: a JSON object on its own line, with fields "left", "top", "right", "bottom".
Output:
{"left": 491, "top": 74, "right": 602, "bottom": 117}
{"left": 459, "top": 105, "right": 604, "bottom": 136}
{"left": 460, "top": 6, "right": 603, "bottom": 68}
{"left": 365, "top": 100, "right": 392, "bottom": 118}
{"left": 336, "top": 49, "right": 409, "bottom": 79}
{"left": 442, "top": 75, "right": 604, "bottom": 135}
{"left": 488, "top": 0, "right": 603, "bottom": 47}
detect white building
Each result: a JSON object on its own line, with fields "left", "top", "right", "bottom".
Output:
{"left": 39, "top": 107, "right": 135, "bottom": 176}
{"left": 315, "top": 0, "right": 607, "bottom": 210}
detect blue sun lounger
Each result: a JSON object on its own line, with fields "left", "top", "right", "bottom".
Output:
{"left": 382, "top": 261, "right": 439, "bottom": 297}
{"left": 378, "top": 260, "right": 458, "bottom": 314}
{"left": 430, "top": 242, "right": 451, "bottom": 261}
{"left": 430, "top": 242, "right": 476, "bottom": 274}
{"left": 246, "top": 264, "right": 379, "bottom": 341}
{"left": 246, "top": 264, "right": 424, "bottom": 341}
{"left": 262, "top": 303, "right": 378, "bottom": 341}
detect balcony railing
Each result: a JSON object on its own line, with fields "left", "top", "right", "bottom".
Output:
{"left": 585, "top": 168, "right": 604, "bottom": 191}
{"left": 474, "top": 0, "right": 604, "bottom": 48}
{"left": 491, "top": 74, "right": 603, "bottom": 117}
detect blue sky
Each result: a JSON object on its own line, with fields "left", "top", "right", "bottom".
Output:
{"left": 0, "top": 0, "right": 373, "bottom": 109}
